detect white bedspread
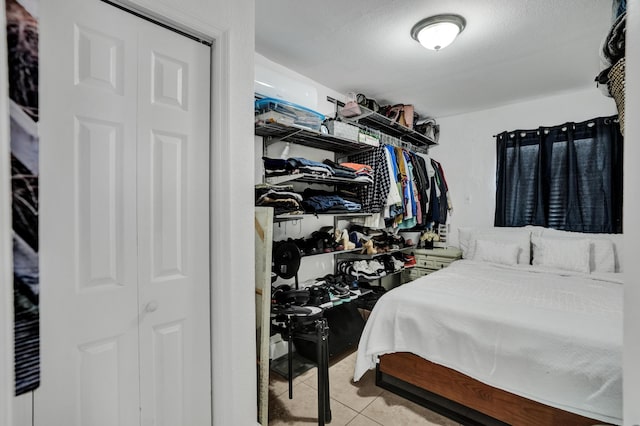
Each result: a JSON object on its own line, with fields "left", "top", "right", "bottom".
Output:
{"left": 354, "top": 260, "right": 622, "bottom": 424}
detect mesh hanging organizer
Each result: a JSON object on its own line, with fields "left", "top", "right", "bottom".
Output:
{"left": 608, "top": 57, "right": 626, "bottom": 136}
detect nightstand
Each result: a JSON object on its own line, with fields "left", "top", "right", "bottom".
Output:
{"left": 403, "top": 247, "right": 462, "bottom": 283}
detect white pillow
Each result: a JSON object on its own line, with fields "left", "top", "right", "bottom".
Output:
{"left": 531, "top": 236, "right": 591, "bottom": 274}
{"left": 473, "top": 239, "right": 520, "bottom": 265}
{"left": 460, "top": 228, "right": 531, "bottom": 265}
{"left": 590, "top": 239, "right": 615, "bottom": 273}
{"left": 538, "top": 228, "right": 617, "bottom": 273}
{"left": 458, "top": 227, "right": 475, "bottom": 259}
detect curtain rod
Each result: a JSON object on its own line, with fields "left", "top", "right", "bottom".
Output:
{"left": 492, "top": 115, "right": 619, "bottom": 138}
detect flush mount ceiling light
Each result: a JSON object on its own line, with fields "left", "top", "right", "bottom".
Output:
{"left": 411, "top": 14, "right": 466, "bottom": 51}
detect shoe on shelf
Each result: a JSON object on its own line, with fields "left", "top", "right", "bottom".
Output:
{"left": 391, "top": 257, "right": 405, "bottom": 271}
{"left": 329, "top": 284, "right": 350, "bottom": 298}
{"left": 404, "top": 255, "right": 416, "bottom": 268}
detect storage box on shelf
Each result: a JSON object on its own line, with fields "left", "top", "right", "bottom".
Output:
{"left": 325, "top": 119, "right": 381, "bottom": 147}
{"left": 255, "top": 97, "right": 325, "bottom": 131}
{"left": 325, "top": 119, "right": 360, "bottom": 141}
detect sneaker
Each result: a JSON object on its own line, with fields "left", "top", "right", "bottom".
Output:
{"left": 392, "top": 257, "right": 405, "bottom": 271}
{"left": 329, "top": 284, "right": 350, "bottom": 298}
{"left": 404, "top": 255, "right": 416, "bottom": 268}
{"left": 368, "top": 260, "right": 386, "bottom": 274}
{"left": 351, "top": 260, "right": 379, "bottom": 280}
{"left": 381, "top": 255, "right": 395, "bottom": 274}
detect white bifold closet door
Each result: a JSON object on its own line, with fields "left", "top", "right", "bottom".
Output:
{"left": 37, "top": 1, "right": 211, "bottom": 425}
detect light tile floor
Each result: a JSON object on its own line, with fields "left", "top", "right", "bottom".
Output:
{"left": 268, "top": 349, "right": 462, "bottom": 426}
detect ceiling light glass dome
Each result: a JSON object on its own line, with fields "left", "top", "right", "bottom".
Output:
{"left": 411, "top": 14, "right": 466, "bottom": 51}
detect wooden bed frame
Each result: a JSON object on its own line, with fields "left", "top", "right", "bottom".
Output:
{"left": 377, "top": 352, "right": 607, "bottom": 426}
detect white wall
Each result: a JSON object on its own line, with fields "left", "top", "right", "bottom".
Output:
{"left": 432, "top": 88, "right": 617, "bottom": 247}
{"left": 2, "top": 0, "right": 257, "bottom": 425}
{"left": 624, "top": 2, "right": 640, "bottom": 424}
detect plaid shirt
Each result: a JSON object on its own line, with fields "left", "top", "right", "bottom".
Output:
{"left": 348, "top": 147, "right": 391, "bottom": 213}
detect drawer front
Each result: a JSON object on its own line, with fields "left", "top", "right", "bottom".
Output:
{"left": 415, "top": 258, "right": 432, "bottom": 269}
{"left": 431, "top": 260, "right": 450, "bottom": 269}
{"left": 413, "top": 268, "right": 432, "bottom": 278}
{"left": 427, "top": 256, "right": 457, "bottom": 270}
{"left": 414, "top": 256, "right": 457, "bottom": 270}
{"left": 424, "top": 259, "right": 438, "bottom": 269}
{"left": 403, "top": 267, "right": 432, "bottom": 282}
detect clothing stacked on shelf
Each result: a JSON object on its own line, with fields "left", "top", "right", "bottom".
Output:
{"left": 348, "top": 145, "right": 452, "bottom": 230}
{"left": 254, "top": 186, "right": 363, "bottom": 215}
{"left": 339, "top": 162, "right": 374, "bottom": 184}
{"left": 321, "top": 159, "right": 357, "bottom": 179}
{"left": 255, "top": 184, "right": 304, "bottom": 215}
{"left": 262, "top": 156, "right": 374, "bottom": 185}
{"left": 263, "top": 156, "right": 335, "bottom": 178}
{"left": 301, "top": 188, "right": 361, "bottom": 213}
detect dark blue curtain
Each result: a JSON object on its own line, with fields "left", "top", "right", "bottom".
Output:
{"left": 495, "top": 116, "right": 623, "bottom": 233}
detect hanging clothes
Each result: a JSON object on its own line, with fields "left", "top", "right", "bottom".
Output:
{"left": 409, "top": 152, "right": 430, "bottom": 227}
{"left": 349, "top": 144, "right": 451, "bottom": 230}
{"left": 388, "top": 147, "right": 404, "bottom": 227}
{"left": 393, "top": 147, "right": 411, "bottom": 224}
{"left": 398, "top": 150, "right": 418, "bottom": 229}
{"left": 383, "top": 147, "right": 403, "bottom": 221}
{"left": 429, "top": 158, "right": 451, "bottom": 226}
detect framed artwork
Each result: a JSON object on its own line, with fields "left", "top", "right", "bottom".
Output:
{"left": 7, "top": 0, "right": 40, "bottom": 395}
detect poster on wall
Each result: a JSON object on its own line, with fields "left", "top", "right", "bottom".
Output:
{"left": 6, "top": 0, "right": 40, "bottom": 395}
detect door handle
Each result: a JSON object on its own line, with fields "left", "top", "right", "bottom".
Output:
{"left": 144, "top": 300, "right": 159, "bottom": 313}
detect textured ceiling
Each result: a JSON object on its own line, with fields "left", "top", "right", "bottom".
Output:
{"left": 255, "top": 0, "right": 613, "bottom": 118}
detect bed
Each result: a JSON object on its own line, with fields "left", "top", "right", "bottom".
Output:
{"left": 353, "top": 227, "right": 623, "bottom": 426}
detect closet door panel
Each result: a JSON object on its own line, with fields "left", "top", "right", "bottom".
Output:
{"left": 37, "top": 1, "right": 140, "bottom": 424}
{"left": 151, "top": 321, "right": 185, "bottom": 424}
{"left": 77, "top": 117, "right": 126, "bottom": 289}
{"left": 136, "top": 20, "right": 211, "bottom": 426}
{"left": 78, "top": 337, "right": 124, "bottom": 426}
{"left": 149, "top": 130, "right": 187, "bottom": 280}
